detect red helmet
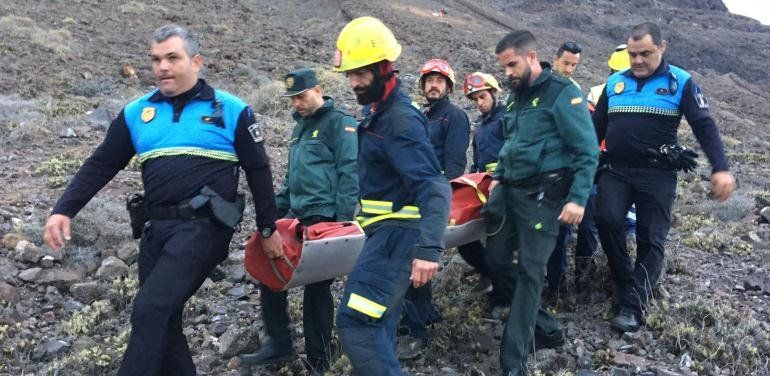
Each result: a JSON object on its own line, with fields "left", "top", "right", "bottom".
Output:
{"left": 419, "top": 58, "right": 456, "bottom": 92}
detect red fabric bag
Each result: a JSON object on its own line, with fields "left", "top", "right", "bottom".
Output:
{"left": 244, "top": 219, "right": 363, "bottom": 291}
{"left": 448, "top": 173, "right": 493, "bottom": 225}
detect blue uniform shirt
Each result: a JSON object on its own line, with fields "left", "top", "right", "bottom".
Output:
{"left": 423, "top": 96, "right": 470, "bottom": 179}
{"left": 471, "top": 103, "right": 505, "bottom": 173}
{"left": 594, "top": 60, "right": 728, "bottom": 173}
{"left": 358, "top": 79, "right": 451, "bottom": 262}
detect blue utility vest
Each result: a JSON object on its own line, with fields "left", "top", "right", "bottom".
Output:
{"left": 605, "top": 65, "right": 689, "bottom": 118}
{"left": 123, "top": 89, "right": 246, "bottom": 164}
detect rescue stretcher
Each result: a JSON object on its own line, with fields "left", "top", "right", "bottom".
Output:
{"left": 244, "top": 173, "right": 493, "bottom": 291}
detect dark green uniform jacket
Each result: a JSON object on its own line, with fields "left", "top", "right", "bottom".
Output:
{"left": 276, "top": 97, "right": 359, "bottom": 221}
{"left": 494, "top": 64, "right": 598, "bottom": 206}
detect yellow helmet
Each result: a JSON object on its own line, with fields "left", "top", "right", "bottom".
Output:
{"left": 463, "top": 72, "right": 501, "bottom": 98}
{"left": 333, "top": 17, "right": 402, "bottom": 72}
{"left": 608, "top": 44, "right": 631, "bottom": 71}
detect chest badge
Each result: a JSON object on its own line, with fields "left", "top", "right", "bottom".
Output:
{"left": 613, "top": 82, "right": 625, "bottom": 94}
{"left": 531, "top": 97, "right": 540, "bottom": 107}
{"left": 312, "top": 129, "right": 319, "bottom": 138}
{"left": 141, "top": 107, "right": 155, "bottom": 123}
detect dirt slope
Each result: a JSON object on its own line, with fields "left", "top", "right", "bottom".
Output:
{"left": 1, "top": 1, "right": 769, "bottom": 375}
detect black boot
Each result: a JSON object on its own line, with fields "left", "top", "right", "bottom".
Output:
{"left": 532, "top": 328, "right": 565, "bottom": 352}
{"left": 609, "top": 309, "right": 641, "bottom": 333}
{"left": 239, "top": 338, "right": 295, "bottom": 365}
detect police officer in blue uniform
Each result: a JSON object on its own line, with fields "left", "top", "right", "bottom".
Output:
{"left": 332, "top": 17, "right": 451, "bottom": 375}
{"left": 593, "top": 22, "right": 735, "bottom": 332}
{"left": 43, "top": 24, "right": 282, "bottom": 375}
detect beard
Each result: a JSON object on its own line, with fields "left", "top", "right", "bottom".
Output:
{"left": 354, "top": 76, "right": 385, "bottom": 105}
{"left": 425, "top": 88, "right": 447, "bottom": 103}
{"left": 505, "top": 65, "right": 532, "bottom": 95}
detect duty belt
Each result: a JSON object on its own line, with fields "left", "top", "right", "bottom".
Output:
{"left": 356, "top": 199, "right": 421, "bottom": 228}
{"left": 145, "top": 199, "right": 212, "bottom": 220}
{"left": 506, "top": 168, "right": 573, "bottom": 189}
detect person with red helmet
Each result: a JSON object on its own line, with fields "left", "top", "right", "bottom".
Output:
{"left": 398, "top": 58, "right": 470, "bottom": 360}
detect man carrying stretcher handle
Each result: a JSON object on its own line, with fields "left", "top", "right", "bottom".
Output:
{"left": 332, "top": 16, "right": 451, "bottom": 375}
{"left": 240, "top": 68, "right": 358, "bottom": 375}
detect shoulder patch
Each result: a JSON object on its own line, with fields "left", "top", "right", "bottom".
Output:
{"left": 693, "top": 84, "right": 709, "bottom": 109}
{"left": 570, "top": 97, "right": 583, "bottom": 105}
{"left": 248, "top": 123, "right": 264, "bottom": 143}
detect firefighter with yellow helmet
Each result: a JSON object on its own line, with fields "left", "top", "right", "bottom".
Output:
{"left": 587, "top": 44, "right": 632, "bottom": 110}
{"left": 460, "top": 71, "right": 509, "bottom": 310}
{"left": 332, "top": 16, "right": 451, "bottom": 374}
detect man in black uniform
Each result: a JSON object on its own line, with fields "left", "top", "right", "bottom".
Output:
{"left": 593, "top": 22, "right": 735, "bottom": 332}
{"left": 43, "top": 24, "right": 282, "bottom": 375}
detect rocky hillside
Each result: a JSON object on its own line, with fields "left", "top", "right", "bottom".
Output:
{"left": 1, "top": 0, "right": 769, "bottom": 375}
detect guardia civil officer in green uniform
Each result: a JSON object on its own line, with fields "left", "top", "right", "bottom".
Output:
{"left": 485, "top": 30, "right": 598, "bottom": 375}
{"left": 240, "top": 69, "right": 358, "bottom": 374}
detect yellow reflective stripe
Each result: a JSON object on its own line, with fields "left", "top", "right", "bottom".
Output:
{"left": 356, "top": 212, "right": 421, "bottom": 228}
{"left": 359, "top": 200, "right": 419, "bottom": 215}
{"left": 485, "top": 162, "right": 497, "bottom": 173}
{"left": 607, "top": 105, "right": 680, "bottom": 117}
{"left": 357, "top": 199, "right": 421, "bottom": 227}
{"left": 457, "top": 176, "right": 487, "bottom": 204}
{"left": 138, "top": 147, "right": 239, "bottom": 163}
{"left": 347, "top": 293, "right": 386, "bottom": 318}
{"left": 360, "top": 199, "right": 393, "bottom": 214}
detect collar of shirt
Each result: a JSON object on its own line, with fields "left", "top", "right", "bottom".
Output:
{"left": 148, "top": 79, "right": 213, "bottom": 104}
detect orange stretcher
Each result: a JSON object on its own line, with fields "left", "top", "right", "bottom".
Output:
{"left": 244, "top": 172, "right": 493, "bottom": 291}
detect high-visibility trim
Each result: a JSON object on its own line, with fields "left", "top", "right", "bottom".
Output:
{"left": 138, "top": 147, "right": 239, "bottom": 163}
{"left": 608, "top": 105, "right": 680, "bottom": 117}
{"left": 347, "top": 293, "right": 386, "bottom": 319}
{"left": 485, "top": 162, "right": 498, "bottom": 173}
{"left": 456, "top": 176, "right": 487, "bottom": 204}
{"left": 357, "top": 199, "right": 421, "bottom": 228}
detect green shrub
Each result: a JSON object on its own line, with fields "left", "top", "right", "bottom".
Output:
{"left": 647, "top": 298, "right": 770, "bottom": 374}
{"left": 63, "top": 300, "right": 112, "bottom": 336}
{"left": 34, "top": 156, "right": 82, "bottom": 177}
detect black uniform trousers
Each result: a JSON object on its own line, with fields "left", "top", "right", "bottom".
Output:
{"left": 595, "top": 166, "right": 676, "bottom": 318}
{"left": 458, "top": 240, "right": 492, "bottom": 278}
{"left": 118, "top": 217, "right": 233, "bottom": 376}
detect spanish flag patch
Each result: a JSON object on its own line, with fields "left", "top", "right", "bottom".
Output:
{"left": 571, "top": 97, "right": 583, "bottom": 105}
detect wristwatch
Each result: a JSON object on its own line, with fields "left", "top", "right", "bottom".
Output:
{"left": 259, "top": 223, "right": 276, "bottom": 238}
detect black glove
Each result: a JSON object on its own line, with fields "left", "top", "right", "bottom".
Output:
{"left": 645, "top": 144, "right": 698, "bottom": 173}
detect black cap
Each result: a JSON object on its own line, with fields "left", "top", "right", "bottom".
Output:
{"left": 281, "top": 68, "right": 319, "bottom": 97}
